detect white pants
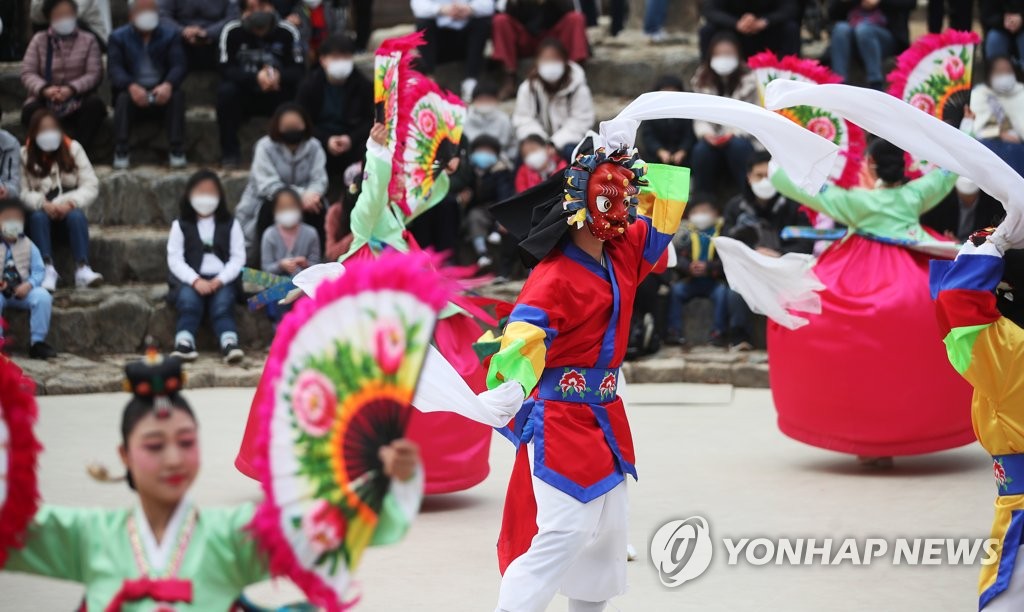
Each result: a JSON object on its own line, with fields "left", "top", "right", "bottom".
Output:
{"left": 983, "top": 545, "right": 1024, "bottom": 611}
{"left": 496, "top": 446, "right": 629, "bottom": 612}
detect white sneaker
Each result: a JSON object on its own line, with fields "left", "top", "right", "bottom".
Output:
{"left": 461, "top": 78, "right": 478, "bottom": 103}
{"left": 476, "top": 255, "right": 493, "bottom": 269}
{"left": 112, "top": 153, "right": 130, "bottom": 170}
{"left": 487, "top": 231, "right": 502, "bottom": 245}
{"left": 41, "top": 264, "right": 59, "bottom": 292}
{"left": 75, "top": 265, "right": 104, "bottom": 288}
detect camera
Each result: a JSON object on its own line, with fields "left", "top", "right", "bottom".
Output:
{"left": 147, "top": 91, "right": 157, "bottom": 106}
{"left": 2, "top": 260, "right": 21, "bottom": 298}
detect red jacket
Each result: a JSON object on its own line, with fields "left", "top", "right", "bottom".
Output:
{"left": 514, "top": 158, "right": 568, "bottom": 193}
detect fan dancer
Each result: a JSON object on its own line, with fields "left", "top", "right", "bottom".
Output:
{"left": 0, "top": 350, "right": 422, "bottom": 611}
{"left": 482, "top": 90, "right": 839, "bottom": 611}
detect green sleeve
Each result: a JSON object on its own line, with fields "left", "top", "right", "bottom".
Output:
{"left": 4, "top": 505, "right": 94, "bottom": 582}
{"left": 225, "top": 504, "right": 269, "bottom": 587}
{"left": 349, "top": 148, "right": 393, "bottom": 246}
{"left": 405, "top": 171, "right": 451, "bottom": 225}
{"left": 771, "top": 167, "right": 856, "bottom": 226}
{"left": 902, "top": 170, "right": 957, "bottom": 216}
{"left": 369, "top": 471, "right": 422, "bottom": 547}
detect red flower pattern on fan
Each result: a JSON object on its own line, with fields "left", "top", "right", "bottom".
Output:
{"left": 909, "top": 93, "right": 936, "bottom": 115}
{"left": 374, "top": 319, "right": 406, "bottom": 376}
{"left": 557, "top": 370, "right": 588, "bottom": 396}
{"left": 292, "top": 370, "right": 337, "bottom": 438}
{"left": 805, "top": 116, "right": 837, "bottom": 141}
{"left": 303, "top": 499, "right": 348, "bottom": 556}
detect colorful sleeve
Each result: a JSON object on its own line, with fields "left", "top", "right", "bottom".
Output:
{"left": 3, "top": 505, "right": 90, "bottom": 581}
{"left": 486, "top": 300, "right": 560, "bottom": 396}
{"left": 904, "top": 170, "right": 957, "bottom": 216}
{"left": 221, "top": 504, "right": 269, "bottom": 587}
{"left": 771, "top": 166, "right": 856, "bottom": 227}
{"left": 633, "top": 163, "right": 689, "bottom": 275}
{"left": 348, "top": 141, "right": 393, "bottom": 245}
{"left": 930, "top": 240, "right": 1014, "bottom": 395}
{"left": 370, "top": 469, "right": 424, "bottom": 547}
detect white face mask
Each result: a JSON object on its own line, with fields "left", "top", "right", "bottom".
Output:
{"left": 304, "top": 0, "right": 323, "bottom": 7}
{"left": 51, "top": 17, "right": 77, "bottom": 36}
{"left": 190, "top": 194, "right": 220, "bottom": 217}
{"left": 524, "top": 150, "right": 549, "bottom": 171}
{"left": 275, "top": 209, "right": 302, "bottom": 228}
{"left": 956, "top": 176, "right": 980, "bottom": 196}
{"left": 750, "top": 177, "right": 778, "bottom": 201}
{"left": 326, "top": 59, "right": 353, "bottom": 80}
{"left": 35, "top": 130, "right": 63, "bottom": 153}
{"left": 992, "top": 73, "right": 1018, "bottom": 95}
{"left": 710, "top": 55, "right": 740, "bottom": 77}
{"left": 537, "top": 61, "right": 565, "bottom": 84}
{"left": 690, "top": 212, "right": 716, "bottom": 231}
{"left": 133, "top": 10, "right": 159, "bottom": 32}
{"left": 1, "top": 220, "right": 23, "bottom": 240}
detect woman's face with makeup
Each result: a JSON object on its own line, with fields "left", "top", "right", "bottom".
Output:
{"left": 119, "top": 409, "right": 200, "bottom": 506}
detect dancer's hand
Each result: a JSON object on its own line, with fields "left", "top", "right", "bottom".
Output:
{"left": 990, "top": 210, "right": 1024, "bottom": 254}
{"left": 380, "top": 438, "right": 420, "bottom": 482}
{"left": 370, "top": 122, "right": 388, "bottom": 146}
{"left": 478, "top": 381, "right": 526, "bottom": 423}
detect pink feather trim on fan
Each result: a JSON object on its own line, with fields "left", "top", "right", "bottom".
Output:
{"left": 247, "top": 250, "right": 456, "bottom": 612}
{"left": 0, "top": 357, "right": 41, "bottom": 570}
{"left": 887, "top": 29, "right": 981, "bottom": 98}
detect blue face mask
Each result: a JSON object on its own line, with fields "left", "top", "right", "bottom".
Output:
{"left": 470, "top": 151, "right": 498, "bottom": 170}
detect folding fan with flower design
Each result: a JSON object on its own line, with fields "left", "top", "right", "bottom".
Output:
{"left": 250, "top": 251, "right": 454, "bottom": 612}
{"left": 887, "top": 30, "right": 980, "bottom": 176}
{"left": 749, "top": 52, "right": 866, "bottom": 188}
{"left": 0, "top": 355, "right": 41, "bottom": 569}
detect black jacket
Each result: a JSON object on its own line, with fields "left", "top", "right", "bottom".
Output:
{"left": 702, "top": 0, "right": 798, "bottom": 28}
{"left": 981, "top": 0, "right": 1024, "bottom": 31}
{"left": 639, "top": 118, "right": 695, "bottom": 160}
{"left": 468, "top": 163, "right": 515, "bottom": 210}
{"left": 219, "top": 19, "right": 305, "bottom": 94}
{"left": 921, "top": 192, "right": 1005, "bottom": 241}
{"left": 827, "top": 0, "right": 916, "bottom": 50}
{"left": 723, "top": 192, "right": 814, "bottom": 254}
{"left": 502, "top": 0, "right": 577, "bottom": 35}
{"left": 295, "top": 66, "right": 374, "bottom": 151}
{"left": 108, "top": 23, "right": 187, "bottom": 92}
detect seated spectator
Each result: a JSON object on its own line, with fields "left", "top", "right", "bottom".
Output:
{"left": 217, "top": 0, "right": 305, "bottom": 166}
{"left": 21, "top": 0, "right": 106, "bottom": 156}
{"left": 324, "top": 162, "right": 362, "bottom": 261}
{"left": 166, "top": 170, "right": 246, "bottom": 365}
{"left": 20, "top": 109, "right": 103, "bottom": 291}
{"left": 109, "top": 0, "right": 188, "bottom": 170}
{"left": 463, "top": 135, "right": 514, "bottom": 269}
{"left": 983, "top": 0, "right": 1024, "bottom": 61}
{"left": 512, "top": 39, "right": 595, "bottom": 162}
{"left": 639, "top": 75, "right": 695, "bottom": 167}
{"left": 0, "top": 198, "right": 56, "bottom": 360}
{"left": 723, "top": 151, "right": 815, "bottom": 256}
{"left": 411, "top": 0, "right": 494, "bottom": 101}
{"left": 236, "top": 103, "right": 328, "bottom": 264}
{"left": 514, "top": 134, "right": 567, "bottom": 192}
{"left": 927, "top": 0, "right": 973, "bottom": 34}
{"left": 296, "top": 34, "right": 373, "bottom": 197}
{"left": 689, "top": 33, "right": 759, "bottom": 195}
{"left": 578, "top": 0, "right": 628, "bottom": 37}
{"left": 828, "top": 0, "right": 915, "bottom": 89}
{"left": 921, "top": 177, "right": 1004, "bottom": 241}
{"left": 278, "top": 0, "right": 347, "bottom": 61}
{"left": 0, "top": 118, "right": 20, "bottom": 199}
{"left": 260, "top": 187, "right": 321, "bottom": 323}
{"left": 491, "top": 0, "right": 588, "bottom": 99}
{"left": 699, "top": 0, "right": 800, "bottom": 59}
{"left": 644, "top": 0, "right": 669, "bottom": 42}
{"left": 31, "top": 0, "right": 111, "bottom": 45}
{"left": 464, "top": 81, "right": 516, "bottom": 160}
{"left": 158, "top": 0, "right": 240, "bottom": 71}
{"left": 969, "top": 55, "right": 1024, "bottom": 176}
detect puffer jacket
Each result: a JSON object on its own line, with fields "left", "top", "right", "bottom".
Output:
{"left": 512, "top": 62, "right": 595, "bottom": 149}
{"left": 19, "top": 138, "right": 99, "bottom": 211}
{"left": 21, "top": 29, "right": 104, "bottom": 105}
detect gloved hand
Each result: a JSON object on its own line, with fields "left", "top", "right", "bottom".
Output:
{"left": 988, "top": 209, "right": 1024, "bottom": 255}
{"left": 477, "top": 381, "right": 526, "bottom": 424}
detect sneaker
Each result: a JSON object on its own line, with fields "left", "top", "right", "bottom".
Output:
{"left": 730, "top": 340, "right": 754, "bottom": 352}
{"left": 169, "top": 151, "right": 187, "bottom": 169}
{"left": 708, "top": 331, "right": 728, "bottom": 348}
{"left": 29, "top": 341, "right": 57, "bottom": 360}
{"left": 492, "top": 275, "right": 509, "bottom": 285}
{"left": 41, "top": 264, "right": 59, "bottom": 292}
{"left": 75, "top": 265, "right": 104, "bottom": 288}
{"left": 223, "top": 342, "right": 244, "bottom": 365}
{"left": 461, "top": 78, "right": 478, "bottom": 103}
{"left": 487, "top": 231, "right": 502, "bottom": 245}
{"left": 648, "top": 29, "right": 667, "bottom": 43}
{"left": 221, "top": 155, "right": 241, "bottom": 170}
{"left": 476, "top": 255, "right": 493, "bottom": 269}
{"left": 112, "top": 152, "right": 130, "bottom": 170}
{"left": 170, "top": 340, "right": 198, "bottom": 362}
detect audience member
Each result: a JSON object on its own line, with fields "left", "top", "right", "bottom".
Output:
{"left": 491, "top": 0, "right": 589, "bottom": 99}
{"left": 411, "top": 0, "right": 494, "bottom": 101}
{"left": 512, "top": 38, "right": 595, "bottom": 161}
{"left": 464, "top": 81, "right": 516, "bottom": 160}
{"left": 323, "top": 161, "right": 362, "bottom": 261}
{"left": 408, "top": 151, "right": 465, "bottom": 258}
{"left": 578, "top": 0, "right": 628, "bottom": 37}
{"left": 158, "top": 0, "right": 240, "bottom": 71}
{"left": 281, "top": 0, "right": 347, "bottom": 60}
{"left": 982, "top": 0, "right": 1024, "bottom": 61}
{"left": 20, "top": 109, "right": 103, "bottom": 292}
{"left": 463, "top": 135, "right": 514, "bottom": 269}
{"left": 0, "top": 121, "right": 20, "bottom": 199}
{"left": 0, "top": 198, "right": 56, "bottom": 359}
{"left": 260, "top": 186, "right": 321, "bottom": 322}
{"left": 296, "top": 34, "right": 373, "bottom": 196}
{"left": 723, "top": 151, "right": 815, "bottom": 256}
{"left": 644, "top": 0, "right": 669, "bottom": 41}
{"left": 21, "top": 0, "right": 106, "bottom": 156}
{"left": 921, "top": 177, "right": 1004, "bottom": 241}
{"left": 699, "top": 0, "right": 800, "bottom": 59}
{"left": 666, "top": 196, "right": 729, "bottom": 347}
{"left": 167, "top": 169, "right": 246, "bottom": 364}
{"left": 108, "top": 0, "right": 188, "bottom": 170}
{"left": 969, "top": 55, "right": 1024, "bottom": 175}
{"left": 828, "top": 0, "right": 915, "bottom": 90}
{"left": 639, "top": 75, "right": 695, "bottom": 167}
{"left": 928, "top": 0, "right": 973, "bottom": 33}
{"left": 217, "top": 0, "right": 305, "bottom": 166}
{"left": 689, "top": 33, "right": 759, "bottom": 195}
{"left": 31, "top": 0, "right": 111, "bottom": 44}
{"left": 514, "top": 134, "right": 566, "bottom": 192}
{"left": 236, "top": 103, "right": 329, "bottom": 264}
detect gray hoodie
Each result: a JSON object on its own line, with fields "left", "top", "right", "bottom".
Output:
{"left": 0, "top": 130, "right": 20, "bottom": 199}
{"left": 464, "top": 106, "right": 517, "bottom": 160}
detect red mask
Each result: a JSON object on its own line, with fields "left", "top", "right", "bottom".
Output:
{"left": 585, "top": 162, "right": 638, "bottom": 241}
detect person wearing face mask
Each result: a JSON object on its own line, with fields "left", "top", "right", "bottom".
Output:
{"left": 462, "top": 135, "right": 515, "bottom": 271}
{"left": 217, "top": 0, "right": 305, "bottom": 167}
{"left": 828, "top": 0, "right": 916, "bottom": 89}
{"left": 922, "top": 176, "right": 1005, "bottom": 242}
{"left": 411, "top": 0, "right": 495, "bottom": 102}
{"left": 21, "top": 0, "right": 107, "bottom": 157}
{"left": 689, "top": 33, "right": 760, "bottom": 195}
{"left": 514, "top": 133, "right": 567, "bottom": 192}
{"left": 296, "top": 34, "right": 373, "bottom": 198}
{"left": 0, "top": 198, "right": 56, "bottom": 360}
{"left": 236, "top": 103, "right": 328, "bottom": 266}
{"left": 30, "top": 0, "right": 111, "bottom": 44}
{"left": 259, "top": 187, "right": 321, "bottom": 324}
{"left": 108, "top": 0, "right": 188, "bottom": 170}
{"left": 166, "top": 170, "right": 247, "bottom": 364}
{"left": 20, "top": 109, "right": 103, "bottom": 292}
{"left": 512, "top": 38, "right": 595, "bottom": 162}
{"left": 969, "top": 56, "right": 1024, "bottom": 177}
{"left": 464, "top": 81, "right": 517, "bottom": 161}
{"left": 280, "top": 0, "right": 346, "bottom": 61}
{"left": 158, "top": 0, "right": 239, "bottom": 71}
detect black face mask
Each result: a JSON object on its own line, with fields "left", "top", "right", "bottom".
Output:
{"left": 280, "top": 129, "right": 306, "bottom": 145}
{"left": 243, "top": 11, "right": 276, "bottom": 34}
